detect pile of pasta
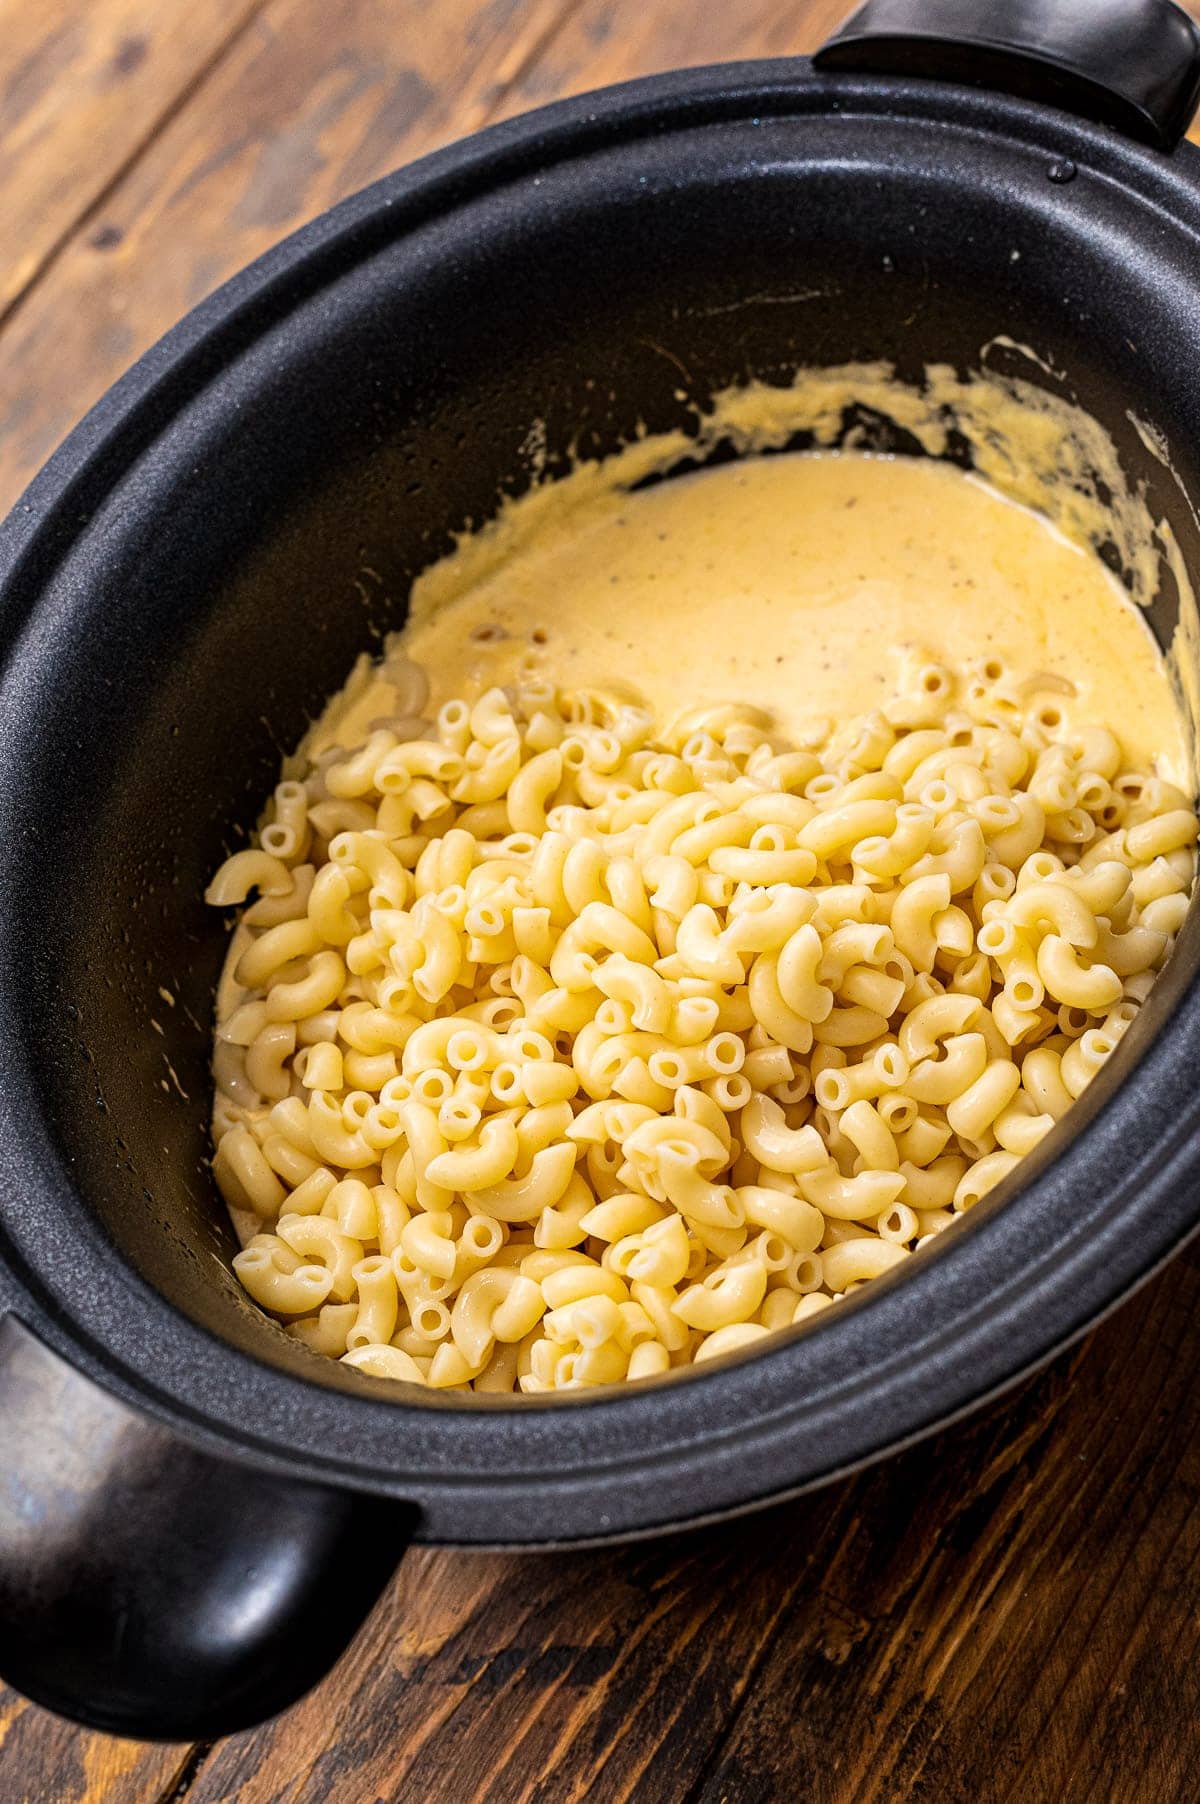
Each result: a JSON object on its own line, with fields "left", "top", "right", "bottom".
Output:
{"left": 208, "top": 654, "right": 1197, "bottom": 1392}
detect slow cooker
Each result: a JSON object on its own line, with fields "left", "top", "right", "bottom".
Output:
{"left": 2, "top": 0, "right": 1200, "bottom": 1739}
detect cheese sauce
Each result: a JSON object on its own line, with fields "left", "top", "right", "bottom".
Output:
{"left": 316, "top": 450, "right": 1189, "bottom": 783}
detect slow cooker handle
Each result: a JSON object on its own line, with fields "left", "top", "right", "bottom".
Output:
{"left": 0, "top": 1314, "right": 415, "bottom": 1739}
{"left": 814, "top": 0, "right": 1200, "bottom": 150}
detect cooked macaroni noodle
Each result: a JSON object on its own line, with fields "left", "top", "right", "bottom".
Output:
{"left": 208, "top": 656, "right": 1196, "bottom": 1392}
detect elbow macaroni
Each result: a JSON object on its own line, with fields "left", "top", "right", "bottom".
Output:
{"left": 209, "top": 655, "right": 1195, "bottom": 1392}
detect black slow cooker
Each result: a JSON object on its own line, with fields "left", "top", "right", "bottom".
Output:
{"left": 2, "top": 0, "right": 1200, "bottom": 1740}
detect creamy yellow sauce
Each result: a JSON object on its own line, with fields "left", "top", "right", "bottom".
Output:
{"left": 317, "top": 451, "right": 1189, "bottom": 783}
{"left": 216, "top": 369, "right": 1200, "bottom": 1391}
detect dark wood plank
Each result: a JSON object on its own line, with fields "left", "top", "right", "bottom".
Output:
{"left": 177, "top": 1530, "right": 826, "bottom": 1802}
{"left": 0, "top": 1687, "right": 189, "bottom": 1804}
{"left": 691, "top": 1251, "right": 1200, "bottom": 1804}
{"left": 0, "top": 0, "right": 270, "bottom": 317}
{"left": 180, "top": 1256, "right": 1200, "bottom": 1804}
{"left": 494, "top": 0, "right": 852, "bottom": 107}
{"left": 0, "top": 0, "right": 581, "bottom": 514}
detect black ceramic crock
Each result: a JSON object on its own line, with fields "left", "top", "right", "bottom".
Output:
{"left": 3, "top": 0, "right": 1200, "bottom": 1742}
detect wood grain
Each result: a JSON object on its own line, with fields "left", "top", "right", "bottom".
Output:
{"left": 5, "top": 1, "right": 1200, "bottom": 1801}
{"left": 0, "top": 0, "right": 1196, "bottom": 511}
{"left": 0, "top": 0, "right": 578, "bottom": 509}
{"left": 172, "top": 1251, "right": 1200, "bottom": 1804}
{"left": 0, "top": 0, "right": 270, "bottom": 318}
{"left": 0, "top": 1688, "right": 188, "bottom": 1804}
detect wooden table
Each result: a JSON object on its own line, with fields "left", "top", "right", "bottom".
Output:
{"left": 4, "top": 1, "right": 1200, "bottom": 1797}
